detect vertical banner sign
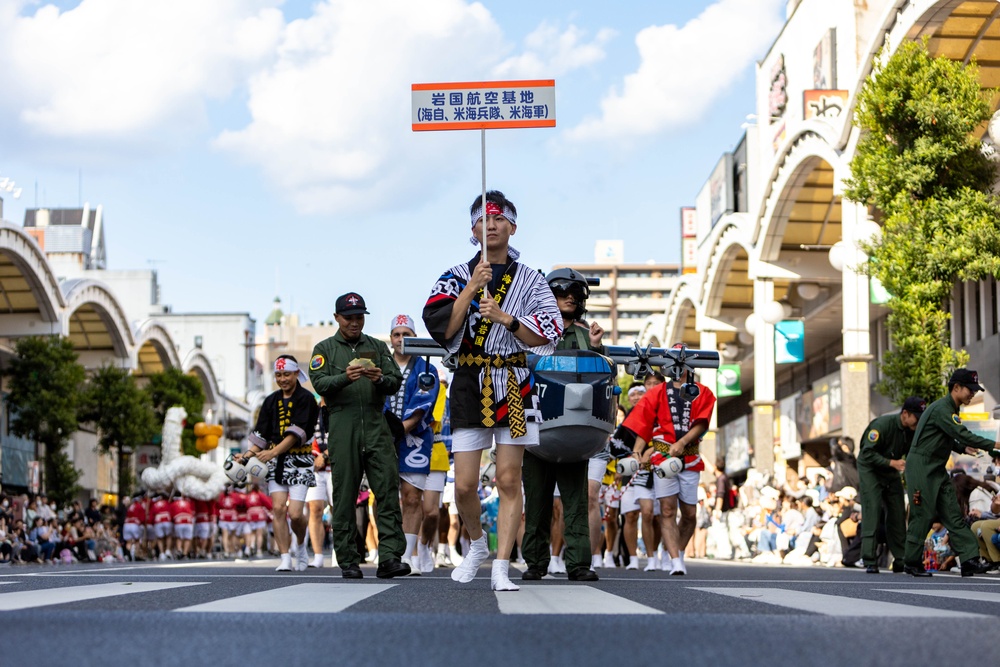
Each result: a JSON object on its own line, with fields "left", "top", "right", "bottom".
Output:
{"left": 680, "top": 207, "right": 697, "bottom": 275}
{"left": 412, "top": 80, "right": 556, "bottom": 131}
{"left": 774, "top": 319, "right": 805, "bottom": 364}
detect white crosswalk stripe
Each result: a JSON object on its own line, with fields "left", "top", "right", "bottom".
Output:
{"left": 0, "top": 582, "right": 207, "bottom": 611}
{"left": 880, "top": 588, "right": 1000, "bottom": 604}
{"left": 496, "top": 586, "right": 663, "bottom": 615}
{"left": 175, "top": 583, "right": 396, "bottom": 613}
{"left": 692, "top": 587, "right": 986, "bottom": 618}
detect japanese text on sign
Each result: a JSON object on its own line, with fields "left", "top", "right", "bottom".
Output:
{"left": 412, "top": 80, "right": 556, "bottom": 131}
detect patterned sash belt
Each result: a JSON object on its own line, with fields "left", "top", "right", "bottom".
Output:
{"left": 652, "top": 439, "right": 700, "bottom": 457}
{"left": 458, "top": 352, "right": 529, "bottom": 438}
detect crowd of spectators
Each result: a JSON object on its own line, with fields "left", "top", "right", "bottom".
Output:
{"left": 0, "top": 492, "right": 123, "bottom": 565}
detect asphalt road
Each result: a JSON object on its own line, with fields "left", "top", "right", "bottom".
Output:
{"left": 3, "top": 558, "right": 999, "bottom": 667}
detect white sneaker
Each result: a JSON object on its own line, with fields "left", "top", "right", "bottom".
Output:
{"left": 310, "top": 553, "right": 324, "bottom": 569}
{"left": 592, "top": 554, "right": 603, "bottom": 570}
{"left": 603, "top": 552, "right": 616, "bottom": 569}
{"left": 644, "top": 556, "right": 659, "bottom": 572}
{"left": 549, "top": 555, "right": 567, "bottom": 575}
{"left": 276, "top": 554, "right": 293, "bottom": 572}
{"left": 365, "top": 549, "right": 378, "bottom": 563}
{"left": 670, "top": 557, "right": 687, "bottom": 576}
{"left": 451, "top": 535, "right": 488, "bottom": 583}
{"left": 491, "top": 559, "right": 520, "bottom": 591}
{"left": 625, "top": 559, "right": 638, "bottom": 570}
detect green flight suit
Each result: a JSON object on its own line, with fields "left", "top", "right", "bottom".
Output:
{"left": 309, "top": 331, "right": 404, "bottom": 568}
{"left": 522, "top": 322, "right": 603, "bottom": 574}
{"left": 858, "top": 413, "right": 913, "bottom": 566}
{"left": 903, "top": 395, "right": 996, "bottom": 567}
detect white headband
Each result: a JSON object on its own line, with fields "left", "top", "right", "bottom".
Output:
{"left": 470, "top": 201, "right": 517, "bottom": 227}
{"left": 274, "top": 357, "right": 309, "bottom": 385}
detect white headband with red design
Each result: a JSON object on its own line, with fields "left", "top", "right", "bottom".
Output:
{"left": 274, "top": 357, "right": 309, "bottom": 385}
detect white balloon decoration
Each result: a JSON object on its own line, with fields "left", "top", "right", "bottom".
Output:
{"left": 745, "top": 312, "right": 761, "bottom": 337}
{"left": 140, "top": 406, "right": 227, "bottom": 501}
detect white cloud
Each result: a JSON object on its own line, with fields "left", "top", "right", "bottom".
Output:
{"left": 567, "top": 0, "right": 784, "bottom": 141}
{"left": 493, "top": 22, "right": 614, "bottom": 78}
{"left": 0, "top": 0, "right": 284, "bottom": 140}
{"left": 214, "top": 0, "right": 509, "bottom": 215}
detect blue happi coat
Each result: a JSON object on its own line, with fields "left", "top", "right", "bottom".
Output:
{"left": 386, "top": 356, "right": 440, "bottom": 474}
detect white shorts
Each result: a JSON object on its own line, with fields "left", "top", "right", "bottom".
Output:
{"left": 154, "top": 523, "right": 173, "bottom": 539}
{"left": 306, "top": 471, "right": 332, "bottom": 504}
{"left": 400, "top": 472, "right": 428, "bottom": 491}
{"left": 425, "top": 471, "right": 446, "bottom": 493}
{"left": 144, "top": 525, "right": 155, "bottom": 539}
{"left": 173, "top": 524, "right": 194, "bottom": 540}
{"left": 123, "top": 524, "right": 144, "bottom": 542}
{"left": 451, "top": 423, "right": 539, "bottom": 452}
{"left": 238, "top": 522, "right": 251, "bottom": 536}
{"left": 620, "top": 484, "right": 655, "bottom": 515}
{"left": 249, "top": 520, "right": 267, "bottom": 532}
{"left": 195, "top": 523, "right": 213, "bottom": 540}
{"left": 653, "top": 469, "right": 701, "bottom": 505}
{"left": 268, "top": 480, "right": 309, "bottom": 502}
{"left": 219, "top": 521, "right": 239, "bottom": 533}
{"left": 588, "top": 457, "right": 609, "bottom": 484}
{"left": 442, "top": 481, "right": 455, "bottom": 505}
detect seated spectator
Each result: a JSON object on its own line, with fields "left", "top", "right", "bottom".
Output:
{"left": 924, "top": 522, "right": 956, "bottom": 572}
{"left": 11, "top": 519, "right": 38, "bottom": 564}
{"left": 971, "top": 493, "right": 1000, "bottom": 565}
{"left": 0, "top": 514, "right": 11, "bottom": 564}
{"left": 752, "top": 496, "right": 783, "bottom": 563}
{"left": 85, "top": 499, "right": 103, "bottom": 527}
{"left": 28, "top": 517, "right": 56, "bottom": 563}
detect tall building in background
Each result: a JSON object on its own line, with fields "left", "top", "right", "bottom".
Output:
{"left": 552, "top": 241, "right": 679, "bottom": 345}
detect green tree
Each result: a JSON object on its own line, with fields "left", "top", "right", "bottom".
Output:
{"left": 145, "top": 368, "right": 205, "bottom": 456}
{"left": 845, "top": 39, "right": 1000, "bottom": 403}
{"left": 78, "top": 364, "right": 158, "bottom": 499}
{"left": 3, "top": 336, "right": 86, "bottom": 506}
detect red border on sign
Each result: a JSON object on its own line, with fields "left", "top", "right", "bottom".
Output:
{"left": 413, "top": 120, "right": 556, "bottom": 131}
{"left": 412, "top": 79, "right": 555, "bottom": 91}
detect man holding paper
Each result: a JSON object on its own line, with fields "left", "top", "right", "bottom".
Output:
{"left": 309, "top": 292, "right": 409, "bottom": 579}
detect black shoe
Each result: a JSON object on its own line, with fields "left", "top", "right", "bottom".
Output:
{"left": 341, "top": 564, "right": 363, "bottom": 579}
{"left": 891, "top": 561, "right": 905, "bottom": 574}
{"left": 961, "top": 556, "right": 992, "bottom": 577}
{"left": 904, "top": 564, "right": 932, "bottom": 578}
{"left": 865, "top": 565, "right": 880, "bottom": 574}
{"left": 521, "top": 568, "right": 545, "bottom": 581}
{"left": 568, "top": 568, "right": 599, "bottom": 582}
{"left": 376, "top": 558, "right": 411, "bottom": 579}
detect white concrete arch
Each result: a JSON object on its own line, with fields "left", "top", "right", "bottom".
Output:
{"left": 183, "top": 349, "right": 221, "bottom": 407}
{"left": 662, "top": 279, "right": 701, "bottom": 349}
{"left": 0, "top": 223, "right": 66, "bottom": 324}
{"left": 701, "top": 222, "right": 755, "bottom": 318}
{"left": 60, "top": 278, "right": 134, "bottom": 362}
{"left": 637, "top": 314, "right": 667, "bottom": 347}
{"left": 755, "top": 131, "right": 845, "bottom": 261}
{"left": 133, "top": 320, "right": 181, "bottom": 375}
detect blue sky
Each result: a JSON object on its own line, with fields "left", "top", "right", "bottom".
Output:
{"left": 0, "top": 0, "right": 785, "bottom": 335}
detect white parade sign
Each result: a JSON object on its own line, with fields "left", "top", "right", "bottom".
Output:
{"left": 411, "top": 79, "right": 556, "bottom": 131}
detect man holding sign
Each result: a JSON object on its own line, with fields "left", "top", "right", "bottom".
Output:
{"left": 422, "top": 190, "right": 561, "bottom": 591}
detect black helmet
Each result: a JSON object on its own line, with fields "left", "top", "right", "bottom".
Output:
{"left": 546, "top": 268, "right": 590, "bottom": 320}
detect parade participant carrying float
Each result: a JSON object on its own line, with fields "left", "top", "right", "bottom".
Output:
{"left": 141, "top": 406, "right": 228, "bottom": 501}
{"left": 402, "top": 338, "right": 720, "bottom": 466}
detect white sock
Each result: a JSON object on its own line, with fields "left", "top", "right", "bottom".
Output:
{"left": 437, "top": 543, "right": 448, "bottom": 557}
{"left": 491, "top": 559, "right": 520, "bottom": 591}
{"left": 452, "top": 535, "right": 487, "bottom": 583}
{"left": 405, "top": 533, "right": 418, "bottom": 559}
{"left": 679, "top": 549, "right": 685, "bottom": 564}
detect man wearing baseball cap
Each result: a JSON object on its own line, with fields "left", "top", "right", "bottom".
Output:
{"left": 309, "top": 292, "right": 409, "bottom": 579}
{"left": 902, "top": 369, "right": 1000, "bottom": 577}
{"left": 857, "top": 396, "right": 926, "bottom": 574}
